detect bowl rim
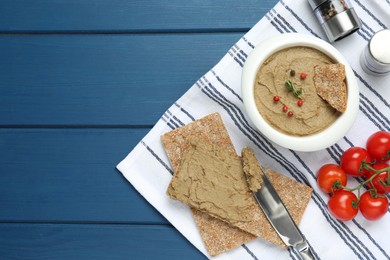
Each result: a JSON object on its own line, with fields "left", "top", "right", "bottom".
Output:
{"left": 241, "top": 33, "right": 359, "bottom": 152}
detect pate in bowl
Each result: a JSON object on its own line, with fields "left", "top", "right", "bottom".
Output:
{"left": 241, "top": 33, "right": 359, "bottom": 152}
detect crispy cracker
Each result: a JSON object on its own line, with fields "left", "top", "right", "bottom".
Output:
{"left": 167, "top": 138, "right": 283, "bottom": 246}
{"left": 313, "top": 63, "right": 347, "bottom": 112}
{"left": 191, "top": 208, "right": 256, "bottom": 256}
{"left": 161, "top": 113, "right": 255, "bottom": 256}
{"left": 168, "top": 139, "right": 312, "bottom": 248}
{"left": 161, "top": 113, "right": 313, "bottom": 255}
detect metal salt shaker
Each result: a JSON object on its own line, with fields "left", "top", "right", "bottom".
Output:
{"left": 360, "top": 29, "right": 390, "bottom": 76}
{"left": 308, "top": 0, "right": 361, "bottom": 42}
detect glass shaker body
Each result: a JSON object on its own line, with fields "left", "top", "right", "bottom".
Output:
{"left": 360, "top": 29, "right": 390, "bottom": 75}
{"left": 308, "top": 0, "right": 361, "bottom": 42}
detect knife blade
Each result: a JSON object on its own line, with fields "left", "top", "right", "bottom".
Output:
{"left": 254, "top": 167, "right": 314, "bottom": 260}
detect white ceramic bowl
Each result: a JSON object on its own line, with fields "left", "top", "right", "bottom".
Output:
{"left": 241, "top": 33, "right": 359, "bottom": 152}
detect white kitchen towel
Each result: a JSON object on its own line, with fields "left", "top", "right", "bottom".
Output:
{"left": 117, "top": 0, "right": 390, "bottom": 259}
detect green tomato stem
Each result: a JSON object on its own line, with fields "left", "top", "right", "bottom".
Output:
{"left": 382, "top": 150, "right": 390, "bottom": 162}
{"left": 338, "top": 164, "right": 390, "bottom": 202}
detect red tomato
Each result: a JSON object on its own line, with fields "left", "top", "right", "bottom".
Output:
{"left": 340, "top": 147, "right": 372, "bottom": 177}
{"left": 366, "top": 131, "right": 390, "bottom": 163}
{"left": 359, "top": 191, "right": 389, "bottom": 221}
{"left": 317, "top": 164, "right": 347, "bottom": 194}
{"left": 328, "top": 190, "right": 358, "bottom": 221}
{"left": 365, "top": 163, "right": 390, "bottom": 194}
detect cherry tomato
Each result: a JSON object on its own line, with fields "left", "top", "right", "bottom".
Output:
{"left": 366, "top": 131, "right": 390, "bottom": 163}
{"left": 328, "top": 190, "right": 358, "bottom": 221}
{"left": 359, "top": 191, "right": 389, "bottom": 221}
{"left": 317, "top": 164, "right": 347, "bottom": 194}
{"left": 365, "top": 163, "right": 390, "bottom": 194}
{"left": 340, "top": 147, "right": 372, "bottom": 177}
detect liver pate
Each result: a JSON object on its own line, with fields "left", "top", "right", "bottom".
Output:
{"left": 254, "top": 46, "right": 341, "bottom": 136}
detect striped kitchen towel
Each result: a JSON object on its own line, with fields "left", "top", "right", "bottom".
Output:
{"left": 117, "top": 0, "right": 390, "bottom": 259}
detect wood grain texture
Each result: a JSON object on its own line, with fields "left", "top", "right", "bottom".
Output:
{"left": 0, "top": 33, "right": 241, "bottom": 126}
{"left": 0, "top": 129, "right": 173, "bottom": 224}
{"left": 0, "top": 224, "right": 205, "bottom": 259}
{"left": 0, "top": 0, "right": 275, "bottom": 32}
{"left": 0, "top": 0, "right": 279, "bottom": 258}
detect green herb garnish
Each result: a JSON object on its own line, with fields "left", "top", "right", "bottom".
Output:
{"left": 285, "top": 80, "right": 303, "bottom": 99}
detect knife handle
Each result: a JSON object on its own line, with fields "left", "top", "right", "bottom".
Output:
{"left": 298, "top": 247, "right": 315, "bottom": 260}
{"left": 293, "top": 241, "right": 315, "bottom": 260}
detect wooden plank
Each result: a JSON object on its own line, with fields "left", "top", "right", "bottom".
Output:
{"left": 0, "top": 33, "right": 242, "bottom": 126}
{"left": 0, "top": 223, "right": 204, "bottom": 259}
{"left": 0, "top": 128, "right": 175, "bottom": 224}
{"left": 0, "top": 0, "right": 276, "bottom": 33}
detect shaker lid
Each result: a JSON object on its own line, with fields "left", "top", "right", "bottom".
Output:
{"left": 307, "top": 0, "right": 328, "bottom": 9}
{"left": 370, "top": 29, "right": 390, "bottom": 64}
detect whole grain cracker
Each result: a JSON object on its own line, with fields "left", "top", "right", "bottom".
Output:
{"left": 161, "top": 113, "right": 313, "bottom": 255}
{"left": 313, "top": 63, "right": 347, "bottom": 112}
{"left": 191, "top": 208, "right": 256, "bottom": 256}
{"left": 161, "top": 113, "right": 255, "bottom": 256}
{"left": 168, "top": 139, "right": 312, "bottom": 248}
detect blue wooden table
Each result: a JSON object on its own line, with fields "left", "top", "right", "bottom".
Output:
{"left": 0, "top": 1, "right": 278, "bottom": 259}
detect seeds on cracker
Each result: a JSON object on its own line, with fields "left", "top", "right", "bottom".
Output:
{"left": 313, "top": 63, "right": 347, "bottom": 113}
{"left": 161, "top": 113, "right": 255, "bottom": 256}
{"left": 161, "top": 113, "right": 313, "bottom": 255}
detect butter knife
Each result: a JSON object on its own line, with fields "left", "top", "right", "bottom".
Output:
{"left": 254, "top": 168, "right": 315, "bottom": 260}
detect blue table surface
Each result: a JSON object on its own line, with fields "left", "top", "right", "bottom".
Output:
{"left": 0, "top": 1, "right": 278, "bottom": 259}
